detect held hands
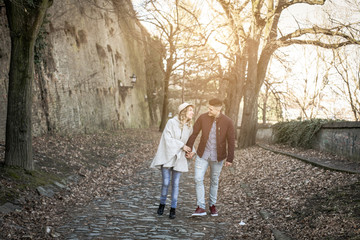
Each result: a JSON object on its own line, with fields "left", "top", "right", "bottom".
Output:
{"left": 185, "top": 151, "right": 196, "bottom": 159}
{"left": 183, "top": 145, "right": 192, "bottom": 153}
{"left": 182, "top": 144, "right": 232, "bottom": 165}
{"left": 183, "top": 145, "right": 195, "bottom": 160}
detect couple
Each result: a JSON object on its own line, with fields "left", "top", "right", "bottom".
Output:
{"left": 150, "top": 98, "right": 235, "bottom": 219}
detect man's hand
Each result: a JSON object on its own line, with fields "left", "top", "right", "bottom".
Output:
{"left": 186, "top": 152, "right": 195, "bottom": 159}
{"left": 183, "top": 145, "right": 191, "bottom": 153}
{"left": 224, "top": 161, "right": 232, "bottom": 167}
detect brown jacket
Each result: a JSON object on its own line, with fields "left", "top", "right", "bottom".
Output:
{"left": 186, "top": 112, "right": 235, "bottom": 163}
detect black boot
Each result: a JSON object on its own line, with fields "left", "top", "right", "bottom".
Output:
{"left": 157, "top": 204, "right": 165, "bottom": 215}
{"left": 169, "top": 208, "right": 176, "bottom": 219}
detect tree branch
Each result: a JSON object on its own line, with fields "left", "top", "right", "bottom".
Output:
{"left": 281, "top": 39, "right": 356, "bottom": 49}
{"left": 217, "top": 0, "right": 247, "bottom": 40}
{"left": 279, "top": 26, "right": 360, "bottom": 44}
{"left": 280, "top": 0, "right": 326, "bottom": 10}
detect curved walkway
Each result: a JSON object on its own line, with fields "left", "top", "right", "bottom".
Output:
{"left": 56, "top": 161, "right": 228, "bottom": 239}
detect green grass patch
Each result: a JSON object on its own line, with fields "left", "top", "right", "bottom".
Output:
{"left": 0, "top": 165, "right": 61, "bottom": 205}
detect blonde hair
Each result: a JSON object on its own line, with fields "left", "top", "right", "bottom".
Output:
{"left": 179, "top": 106, "right": 193, "bottom": 129}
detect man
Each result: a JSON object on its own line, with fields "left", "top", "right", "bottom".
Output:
{"left": 185, "top": 98, "right": 235, "bottom": 217}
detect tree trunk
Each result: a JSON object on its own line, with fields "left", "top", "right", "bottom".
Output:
{"left": 159, "top": 75, "right": 169, "bottom": 132}
{"left": 146, "top": 89, "right": 157, "bottom": 126}
{"left": 224, "top": 70, "right": 239, "bottom": 122}
{"left": 159, "top": 32, "right": 176, "bottom": 132}
{"left": 238, "top": 88, "right": 259, "bottom": 148}
{"left": 159, "top": 57, "right": 173, "bottom": 132}
{"left": 225, "top": 53, "right": 246, "bottom": 132}
{"left": 262, "top": 82, "right": 271, "bottom": 124}
{"left": 238, "top": 37, "right": 259, "bottom": 148}
{"left": 262, "top": 90, "right": 267, "bottom": 124}
{"left": 238, "top": 38, "right": 275, "bottom": 148}
{"left": 4, "top": 0, "right": 52, "bottom": 170}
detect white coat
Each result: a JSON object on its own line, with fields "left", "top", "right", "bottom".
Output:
{"left": 150, "top": 116, "right": 193, "bottom": 172}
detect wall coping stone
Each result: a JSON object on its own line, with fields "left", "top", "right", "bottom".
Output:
{"left": 321, "top": 121, "right": 360, "bottom": 129}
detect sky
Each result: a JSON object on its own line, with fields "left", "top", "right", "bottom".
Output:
{"left": 272, "top": 0, "right": 360, "bottom": 120}
{"left": 131, "top": 0, "right": 359, "bottom": 121}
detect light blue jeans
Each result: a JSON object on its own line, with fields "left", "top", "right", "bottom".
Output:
{"left": 160, "top": 167, "right": 182, "bottom": 208}
{"left": 194, "top": 156, "right": 224, "bottom": 209}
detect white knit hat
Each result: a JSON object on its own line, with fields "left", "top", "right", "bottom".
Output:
{"left": 178, "top": 102, "right": 194, "bottom": 114}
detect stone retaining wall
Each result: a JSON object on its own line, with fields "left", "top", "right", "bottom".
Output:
{"left": 312, "top": 122, "right": 360, "bottom": 162}
{"left": 256, "top": 122, "right": 360, "bottom": 162}
{"left": 0, "top": 0, "right": 163, "bottom": 141}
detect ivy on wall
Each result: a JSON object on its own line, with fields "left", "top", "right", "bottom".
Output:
{"left": 272, "top": 119, "right": 337, "bottom": 149}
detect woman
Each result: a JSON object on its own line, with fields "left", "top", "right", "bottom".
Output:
{"left": 150, "top": 102, "right": 195, "bottom": 219}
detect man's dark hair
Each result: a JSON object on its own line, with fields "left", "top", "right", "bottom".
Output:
{"left": 209, "top": 98, "right": 223, "bottom": 107}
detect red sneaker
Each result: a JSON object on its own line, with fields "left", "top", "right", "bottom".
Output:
{"left": 192, "top": 206, "right": 207, "bottom": 216}
{"left": 209, "top": 205, "right": 218, "bottom": 216}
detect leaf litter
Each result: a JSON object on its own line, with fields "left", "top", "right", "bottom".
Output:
{"left": 0, "top": 129, "right": 359, "bottom": 239}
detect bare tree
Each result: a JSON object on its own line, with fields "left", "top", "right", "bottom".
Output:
{"left": 258, "top": 72, "right": 285, "bottom": 124}
{"left": 4, "top": 0, "right": 53, "bottom": 170}
{"left": 137, "top": 0, "right": 206, "bottom": 131}
{"left": 216, "top": 0, "right": 360, "bottom": 148}
{"left": 170, "top": 44, "right": 225, "bottom": 101}
{"left": 330, "top": 47, "right": 360, "bottom": 120}
{"left": 282, "top": 46, "right": 331, "bottom": 120}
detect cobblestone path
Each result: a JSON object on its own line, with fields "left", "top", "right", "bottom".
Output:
{"left": 56, "top": 160, "right": 229, "bottom": 239}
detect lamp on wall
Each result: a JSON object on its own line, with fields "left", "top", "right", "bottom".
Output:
{"left": 130, "top": 73, "right": 137, "bottom": 85}
{"left": 120, "top": 73, "right": 137, "bottom": 89}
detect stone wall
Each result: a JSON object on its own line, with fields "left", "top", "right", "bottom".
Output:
{"left": 312, "top": 122, "right": 360, "bottom": 162}
{"left": 256, "top": 122, "right": 360, "bottom": 162}
{"left": 255, "top": 124, "right": 274, "bottom": 143}
{"left": 0, "top": 0, "right": 163, "bottom": 141}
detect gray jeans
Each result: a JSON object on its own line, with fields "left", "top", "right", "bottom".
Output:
{"left": 194, "top": 156, "right": 224, "bottom": 209}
